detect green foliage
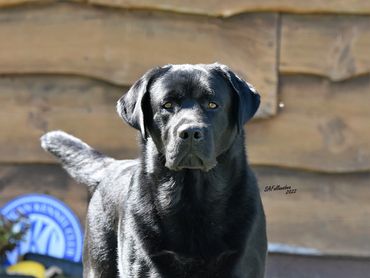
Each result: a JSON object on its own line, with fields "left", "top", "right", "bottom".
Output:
{"left": 0, "top": 213, "right": 30, "bottom": 259}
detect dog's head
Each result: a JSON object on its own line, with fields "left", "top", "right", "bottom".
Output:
{"left": 117, "top": 63, "right": 260, "bottom": 172}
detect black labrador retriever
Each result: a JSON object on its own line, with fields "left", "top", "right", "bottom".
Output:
{"left": 41, "top": 63, "right": 267, "bottom": 277}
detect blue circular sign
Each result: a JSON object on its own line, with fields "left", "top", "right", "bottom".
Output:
{"left": 1, "top": 194, "right": 83, "bottom": 265}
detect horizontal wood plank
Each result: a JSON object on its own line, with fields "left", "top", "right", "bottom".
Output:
{"left": 0, "top": 76, "right": 139, "bottom": 163}
{"left": 0, "top": 0, "right": 48, "bottom": 8}
{"left": 0, "top": 77, "right": 137, "bottom": 162}
{"left": 255, "top": 166, "right": 370, "bottom": 257}
{"left": 88, "top": 0, "right": 370, "bottom": 16}
{"left": 0, "top": 1, "right": 84, "bottom": 9}
{"left": 1, "top": 74, "right": 370, "bottom": 173}
{"left": 247, "top": 75, "right": 370, "bottom": 172}
{"left": 0, "top": 164, "right": 88, "bottom": 228}
{"left": 0, "top": 3, "right": 278, "bottom": 117}
{"left": 1, "top": 1, "right": 370, "bottom": 15}
{"left": 280, "top": 15, "right": 370, "bottom": 80}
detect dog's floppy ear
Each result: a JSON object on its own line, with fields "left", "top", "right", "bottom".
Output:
{"left": 117, "top": 66, "right": 171, "bottom": 138}
{"left": 213, "top": 64, "right": 260, "bottom": 132}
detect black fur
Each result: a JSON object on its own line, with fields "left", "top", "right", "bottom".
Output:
{"left": 41, "top": 63, "right": 267, "bottom": 277}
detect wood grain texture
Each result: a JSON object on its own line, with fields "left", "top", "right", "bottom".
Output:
{"left": 0, "top": 0, "right": 84, "bottom": 8}
{"left": 0, "top": 164, "right": 88, "bottom": 228}
{"left": 247, "top": 75, "right": 370, "bottom": 172}
{"left": 0, "top": 76, "right": 139, "bottom": 163}
{"left": 280, "top": 15, "right": 370, "bottom": 81}
{"left": 1, "top": 74, "right": 370, "bottom": 173}
{"left": 255, "top": 166, "right": 370, "bottom": 257}
{"left": 0, "top": 0, "right": 48, "bottom": 8}
{"left": 0, "top": 3, "right": 278, "bottom": 117}
{"left": 1, "top": 0, "right": 370, "bottom": 15}
{"left": 88, "top": 0, "right": 370, "bottom": 17}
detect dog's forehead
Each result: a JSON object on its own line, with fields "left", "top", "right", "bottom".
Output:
{"left": 158, "top": 65, "right": 212, "bottom": 91}
{"left": 169, "top": 64, "right": 210, "bottom": 74}
{"left": 150, "top": 64, "right": 229, "bottom": 101}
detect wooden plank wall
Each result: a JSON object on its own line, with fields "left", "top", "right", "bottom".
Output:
{"left": 0, "top": 1, "right": 369, "bottom": 257}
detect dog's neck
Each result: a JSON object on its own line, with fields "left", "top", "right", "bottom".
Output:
{"left": 142, "top": 133, "right": 247, "bottom": 205}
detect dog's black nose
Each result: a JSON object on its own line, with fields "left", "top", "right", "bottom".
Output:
{"left": 178, "top": 127, "right": 204, "bottom": 141}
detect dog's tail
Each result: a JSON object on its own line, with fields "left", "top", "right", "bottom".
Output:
{"left": 40, "top": 130, "right": 115, "bottom": 193}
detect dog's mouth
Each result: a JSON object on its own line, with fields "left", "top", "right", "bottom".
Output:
{"left": 165, "top": 151, "right": 217, "bottom": 172}
{"left": 177, "top": 153, "right": 204, "bottom": 170}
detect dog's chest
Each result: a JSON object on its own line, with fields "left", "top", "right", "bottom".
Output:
{"left": 148, "top": 247, "right": 238, "bottom": 278}
{"left": 157, "top": 175, "right": 229, "bottom": 253}
{"left": 127, "top": 171, "right": 246, "bottom": 277}
{"left": 119, "top": 213, "right": 237, "bottom": 278}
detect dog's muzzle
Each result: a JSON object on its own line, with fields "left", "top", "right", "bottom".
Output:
{"left": 165, "top": 124, "right": 217, "bottom": 171}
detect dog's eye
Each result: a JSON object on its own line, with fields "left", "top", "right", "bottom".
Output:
{"left": 207, "top": 102, "right": 218, "bottom": 109}
{"left": 163, "top": 102, "right": 174, "bottom": 109}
